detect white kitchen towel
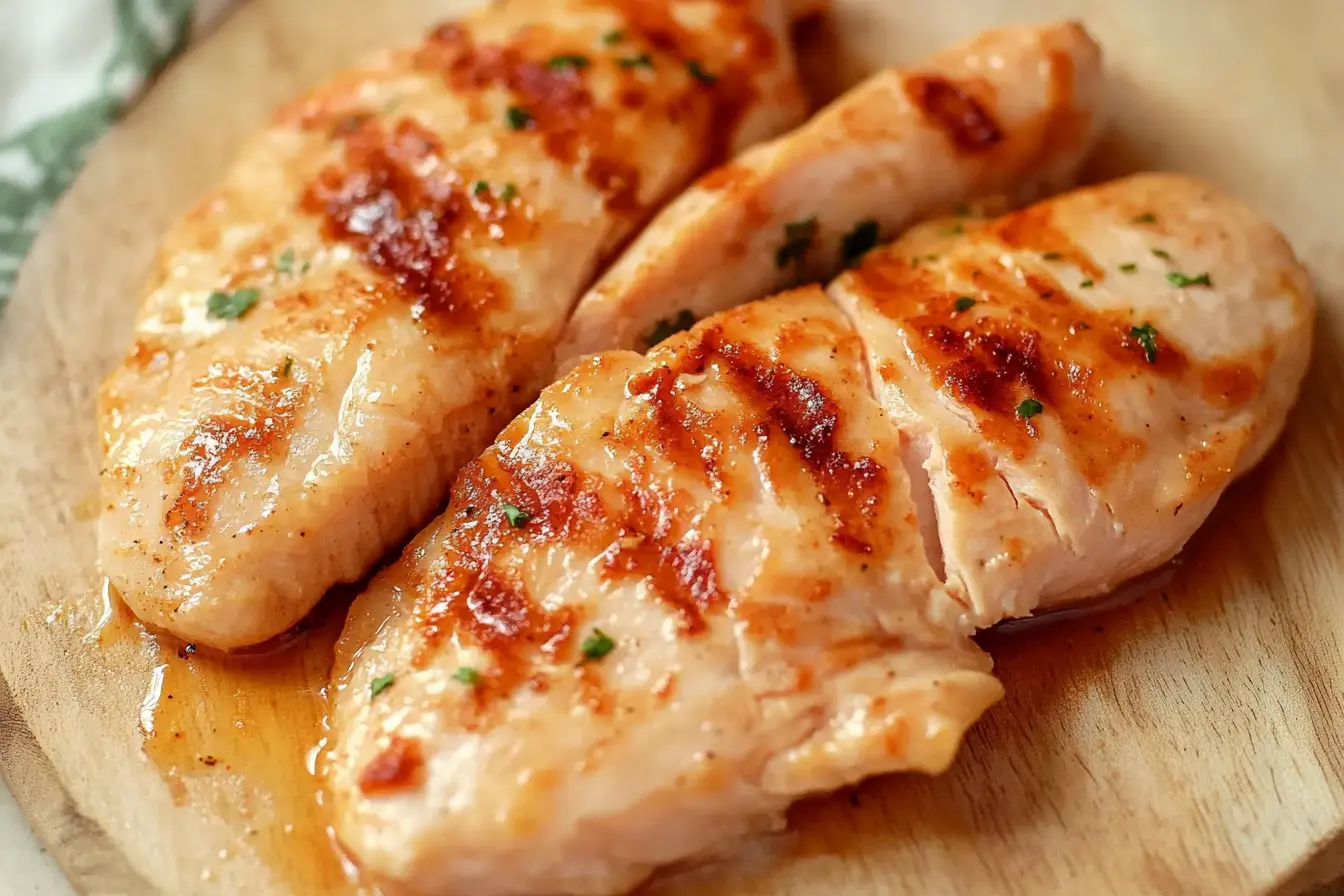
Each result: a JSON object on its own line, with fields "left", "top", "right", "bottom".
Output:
{"left": 0, "top": 0, "right": 237, "bottom": 307}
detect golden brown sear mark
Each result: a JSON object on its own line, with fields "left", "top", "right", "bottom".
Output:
{"left": 905, "top": 74, "right": 1002, "bottom": 154}
{"left": 358, "top": 735, "right": 426, "bottom": 795}
{"left": 413, "top": 320, "right": 889, "bottom": 703}
{"left": 302, "top": 118, "right": 510, "bottom": 330}
{"left": 165, "top": 366, "right": 308, "bottom": 538}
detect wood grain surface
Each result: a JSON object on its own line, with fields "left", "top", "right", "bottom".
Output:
{"left": 3, "top": 0, "right": 1343, "bottom": 894}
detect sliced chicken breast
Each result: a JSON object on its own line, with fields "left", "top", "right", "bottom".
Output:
{"left": 830, "top": 172, "right": 1315, "bottom": 622}
{"left": 98, "top": 0, "right": 810, "bottom": 650}
{"left": 556, "top": 20, "right": 1103, "bottom": 365}
{"left": 328, "top": 290, "right": 1001, "bottom": 895}
{"left": 327, "top": 174, "right": 1312, "bottom": 895}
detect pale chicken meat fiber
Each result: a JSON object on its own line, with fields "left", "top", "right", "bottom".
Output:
{"left": 326, "top": 173, "right": 1313, "bottom": 895}
{"left": 98, "top": 0, "right": 813, "bottom": 650}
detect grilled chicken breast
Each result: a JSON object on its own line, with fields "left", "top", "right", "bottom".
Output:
{"left": 327, "top": 174, "right": 1313, "bottom": 895}
{"left": 329, "top": 289, "right": 1002, "bottom": 895}
{"left": 98, "top": 0, "right": 812, "bottom": 650}
{"left": 831, "top": 172, "right": 1315, "bottom": 622}
{"left": 557, "top": 21, "right": 1102, "bottom": 365}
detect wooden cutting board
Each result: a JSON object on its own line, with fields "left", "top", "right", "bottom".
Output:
{"left": 3, "top": 0, "right": 1343, "bottom": 893}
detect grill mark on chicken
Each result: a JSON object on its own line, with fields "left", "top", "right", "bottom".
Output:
{"left": 165, "top": 367, "right": 308, "bottom": 538}
{"left": 654, "top": 325, "right": 890, "bottom": 556}
{"left": 606, "top": 0, "right": 777, "bottom": 167}
{"left": 904, "top": 74, "right": 1002, "bottom": 154}
{"left": 302, "top": 118, "right": 513, "bottom": 330}
{"left": 417, "top": 23, "right": 641, "bottom": 214}
{"left": 991, "top": 202, "right": 1104, "bottom": 280}
{"left": 358, "top": 735, "right": 426, "bottom": 795}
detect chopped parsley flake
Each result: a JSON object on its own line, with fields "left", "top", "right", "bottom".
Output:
{"left": 840, "top": 219, "right": 879, "bottom": 267}
{"left": 547, "top": 54, "right": 590, "bottom": 71}
{"left": 775, "top": 216, "right": 818, "bottom": 268}
{"left": 647, "top": 309, "right": 696, "bottom": 346}
{"left": 941, "top": 223, "right": 964, "bottom": 236}
{"left": 1079, "top": 279, "right": 1094, "bottom": 288}
{"left": 580, "top": 628, "right": 616, "bottom": 662}
{"left": 282, "top": 356, "right": 294, "bottom": 378}
{"left": 332, "top": 112, "right": 373, "bottom": 136}
{"left": 687, "top": 60, "right": 717, "bottom": 84}
{"left": 618, "top": 53, "right": 653, "bottom": 69}
{"left": 498, "top": 182, "right": 519, "bottom": 202}
{"left": 602, "top": 29, "right": 625, "bottom": 46}
{"left": 954, "top": 296, "right": 976, "bottom": 312}
{"left": 370, "top": 673, "right": 395, "bottom": 698}
{"left": 954, "top": 203, "right": 971, "bottom": 217}
{"left": 1151, "top": 248, "right": 1172, "bottom": 261}
{"left": 1042, "top": 251, "right": 1063, "bottom": 260}
{"left": 1016, "top": 398, "right": 1044, "bottom": 419}
{"left": 452, "top": 667, "right": 480, "bottom": 686}
{"left": 1167, "top": 271, "right": 1212, "bottom": 288}
{"left": 1118, "top": 263, "right": 1138, "bottom": 274}
{"left": 506, "top": 106, "right": 533, "bottom": 130}
{"left": 502, "top": 503, "right": 531, "bottom": 528}
{"left": 206, "top": 288, "right": 260, "bottom": 320}
{"left": 276, "top": 248, "right": 295, "bottom": 274}
{"left": 472, "top": 180, "right": 489, "bottom": 196}
{"left": 1132, "top": 213, "right": 1157, "bottom": 224}
{"left": 1130, "top": 322, "right": 1160, "bottom": 364}
{"left": 300, "top": 260, "right": 311, "bottom": 275}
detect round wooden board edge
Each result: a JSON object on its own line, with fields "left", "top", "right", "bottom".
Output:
{"left": 0, "top": 670, "right": 150, "bottom": 895}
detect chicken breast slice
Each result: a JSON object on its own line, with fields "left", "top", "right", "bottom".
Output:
{"left": 829, "top": 172, "right": 1316, "bottom": 623}
{"left": 556, "top": 20, "right": 1103, "bottom": 365}
{"left": 98, "top": 0, "right": 811, "bottom": 649}
{"left": 327, "top": 289, "right": 1002, "bottom": 895}
{"left": 328, "top": 174, "right": 1313, "bottom": 894}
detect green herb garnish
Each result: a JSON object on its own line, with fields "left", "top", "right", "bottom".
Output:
{"left": 954, "top": 296, "right": 976, "bottom": 312}
{"left": 1130, "top": 322, "right": 1160, "bottom": 364}
{"left": 452, "top": 667, "right": 480, "bottom": 686}
{"left": 580, "top": 628, "right": 615, "bottom": 662}
{"left": 1042, "top": 251, "right": 1063, "bottom": 260}
{"left": 602, "top": 29, "right": 625, "bottom": 46}
{"left": 276, "top": 248, "right": 295, "bottom": 275}
{"left": 547, "top": 54, "right": 590, "bottom": 71}
{"left": 1167, "top": 271, "right": 1212, "bottom": 288}
{"left": 647, "top": 309, "right": 696, "bottom": 346}
{"left": 687, "top": 60, "right": 717, "bottom": 84}
{"left": 282, "top": 356, "right": 294, "bottom": 378}
{"left": 1151, "top": 248, "right": 1172, "bottom": 261}
{"left": 618, "top": 53, "right": 653, "bottom": 69}
{"left": 370, "top": 673, "right": 395, "bottom": 698}
{"left": 941, "top": 223, "right": 964, "bottom": 237}
{"left": 506, "top": 106, "right": 533, "bottom": 130}
{"left": 775, "top": 216, "right": 818, "bottom": 268}
{"left": 1016, "top": 398, "right": 1044, "bottom": 419}
{"left": 502, "top": 504, "right": 531, "bottom": 528}
{"left": 498, "top": 182, "right": 519, "bottom": 202}
{"left": 1079, "top": 279, "right": 1094, "bottom": 288}
{"left": 1118, "top": 263, "right": 1138, "bottom": 274}
{"left": 206, "top": 288, "right": 260, "bottom": 320}
{"left": 1132, "top": 213, "right": 1156, "bottom": 224}
{"left": 840, "top": 219, "right": 879, "bottom": 267}
{"left": 472, "top": 180, "right": 489, "bottom": 196}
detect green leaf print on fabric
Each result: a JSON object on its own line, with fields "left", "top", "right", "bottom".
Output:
{"left": 0, "top": 0, "right": 199, "bottom": 310}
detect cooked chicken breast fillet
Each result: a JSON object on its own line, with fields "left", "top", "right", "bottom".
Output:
{"left": 327, "top": 174, "right": 1313, "bottom": 895}
{"left": 556, "top": 21, "right": 1103, "bottom": 365}
{"left": 830, "top": 172, "right": 1315, "bottom": 622}
{"left": 98, "top": 0, "right": 810, "bottom": 650}
{"left": 329, "top": 289, "right": 1002, "bottom": 895}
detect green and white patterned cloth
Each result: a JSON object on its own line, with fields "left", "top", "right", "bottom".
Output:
{"left": 0, "top": 0, "right": 237, "bottom": 308}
